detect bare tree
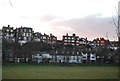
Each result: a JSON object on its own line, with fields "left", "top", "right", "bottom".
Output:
{"left": 118, "top": 2, "right": 120, "bottom": 44}
{"left": 111, "top": 2, "right": 120, "bottom": 46}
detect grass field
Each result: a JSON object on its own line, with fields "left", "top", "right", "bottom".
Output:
{"left": 2, "top": 63, "right": 119, "bottom": 79}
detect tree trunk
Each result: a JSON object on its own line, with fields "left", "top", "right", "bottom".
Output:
{"left": 118, "top": 37, "right": 120, "bottom": 48}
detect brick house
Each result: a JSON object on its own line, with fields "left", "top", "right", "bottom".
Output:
{"left": 49, "top": 33, "right": 57, "bottom": 44}
{"left": 2, "top": 25, "right": 15, "bottom": 43}
{"left": 63, "top": 33, "right": 79, "bottom": 46}
{"left": 41, "top": 33, "right": 50, "bottom": 43}
{"left": 33, "top": 32, "right": 42, "bottom": 42}
{"left": 79, "top": 38, "right": 88, "bottom": 45}
{"left": 92, "top": 38, "right": 110, "bottom": 46}
{"left": 40, "top": 33, "right": 57, "bottom": 44}
{"left": 14, "top": 26, "right": 33, "bottom": 45}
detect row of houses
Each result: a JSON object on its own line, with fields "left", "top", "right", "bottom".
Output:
{"left": 4, "top": 48, "right": 119, "bottom": 64}
{"left": 62, "top": 33, "right": 111, "bottom": 47}
{"left": 2, "top": 25, "right": 57, "bottom": 45}
{"left": 62, "top": 33, "right": 119, "bottom": 51}
{"left": 1, "top": 25, "right": 119, "bottom": 64}
{"left": 32, "top": 52, "right": 96, "bottom": 63}
{"left": 2, "top": 25, "right": 114, "bottom": 47}
{"left": 3, "top": 40, "right": 120, "bottom": 64}
{"left": 3, "top": 49, "right": 96, "bottom": 63}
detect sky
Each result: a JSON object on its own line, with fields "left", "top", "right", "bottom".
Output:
{"left": 0, "top": 0, "right": 119, "bottom": 41}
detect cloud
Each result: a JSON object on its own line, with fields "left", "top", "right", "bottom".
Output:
{"left": 50, "top": 15, "right": 117, "bottom": 40}
{"left": 40, "top": 15, "right": 59, "bottom": 22}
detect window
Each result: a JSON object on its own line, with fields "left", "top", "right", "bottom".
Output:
{"left": 67, "top": 51, "right": 69, "bottom": 54}
{"left": 72, "top": 43, "right": 75, "bottom": 45}
{"left": 101, "top": 41, "right": 104, "bottom": 43}
{"left": 37, "top": 54, "right": 39, "bottom": 56}
{"left": 23, "top": 33, "right": 25, "bottom": 36}
{"left": 26, "top": 33, "right": 29, "bottom": 36}
{"left": 62, "top": 51, "right": 64, "bottom": 54}
{"left": 11, "top": 30, "right": 13, "bottom": 32}
{"left": 72, "top": 40, "right": 74, "bottom": 42}
{"left": 24, "top": 29, "right": 26, "bottom": 32}
{"left": 65, "top": 37, "right": 67, "bottom": 39}
{"left": 29, "top": 29, "right": 31, "bottom": 32}
{"left": 43, "top": 36, "right": 46, "bottom": 39}
{"left": 68, "top": 40, "right": 70, "bottom": 42}
{"left": 72, "top": 52, "right": 74, "bottom": 54}
{"left": 56, "top": 51, "right": 58, "bottom": 53}
{"left": 19, "top": 37, "right": 21, "bottom": 39}
{"left": 29, "top": 33, "right": 31, "bottom": 36}
{"left": 7, "top": 29, "right": 9, "bottom": 32}
{"left": 64, "top": 40, "right": 67, "bottom": 42}
{"left": 76, "top": 41, "right": 79, "bottom": 42}
{"left": 11, "top": 34, "right": 13, "bottom": 37}
{"left": 6, "top": 33, "right": 9, "bottom": 36}
{"left": 24, "top": 37, "right": 27, "bottom": 40}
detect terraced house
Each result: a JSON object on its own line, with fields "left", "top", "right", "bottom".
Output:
{"left": 63, "top": 33, "right": 80, "bottom": 46}
{"left": 2, "top": 25, "right": 15, "bottom": 43}
{"left": 33, "top": 32, "right": 57, "bottom": 44}
{"left": 14, "top": 26, "right": 33, "bottom": 45}
{"left": 2, "top": 25, "right": 119, "bottom": 64}
{"left": 30, "top": 51, "right": 96, "bottom": 63}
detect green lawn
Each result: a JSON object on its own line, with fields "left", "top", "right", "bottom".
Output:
{"left": 2, "top": 63, "right": 119, "bottom": 79}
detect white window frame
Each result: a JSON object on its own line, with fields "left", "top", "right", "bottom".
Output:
{"left": 64, "top": 40, "right": 67, "bottom": 42}
{"left": 29, "top": 29, "right": 31, "bottom": 32}
{"left": 68, "top": 37, "right": 70, "bottom": 39}
{"left": 65, "top": 37, "right": 67, "bottom": 39}
{"left": 11, "top": 30, "right": 13, "bottom": 32}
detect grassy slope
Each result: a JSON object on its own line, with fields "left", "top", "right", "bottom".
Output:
{"left": 2, "top": 63, "right": 119, "bottom": 79}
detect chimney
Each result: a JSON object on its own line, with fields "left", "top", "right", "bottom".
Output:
{"left": 50, "top": 33, "right": 52, "bottom": 36}
{"left": 66, "top": 33, "right": 68, "bottom": 36}
{"left": 8, "top": 25, "right": 10, "bottom": 27}
{"left": 73, "top": 33, "right": 76, "bottom": 36}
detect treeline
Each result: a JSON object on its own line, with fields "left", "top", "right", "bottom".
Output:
{"left": 2, "top": 39, "right": 120, "bottom": 64}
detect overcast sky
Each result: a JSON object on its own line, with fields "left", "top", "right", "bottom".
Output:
{"left": 0, "top": 0, "right": 119, "bottom": 41}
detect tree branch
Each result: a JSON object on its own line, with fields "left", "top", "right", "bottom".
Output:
{"left": 112, "top": 17, "right": 118, "bottom": 28}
